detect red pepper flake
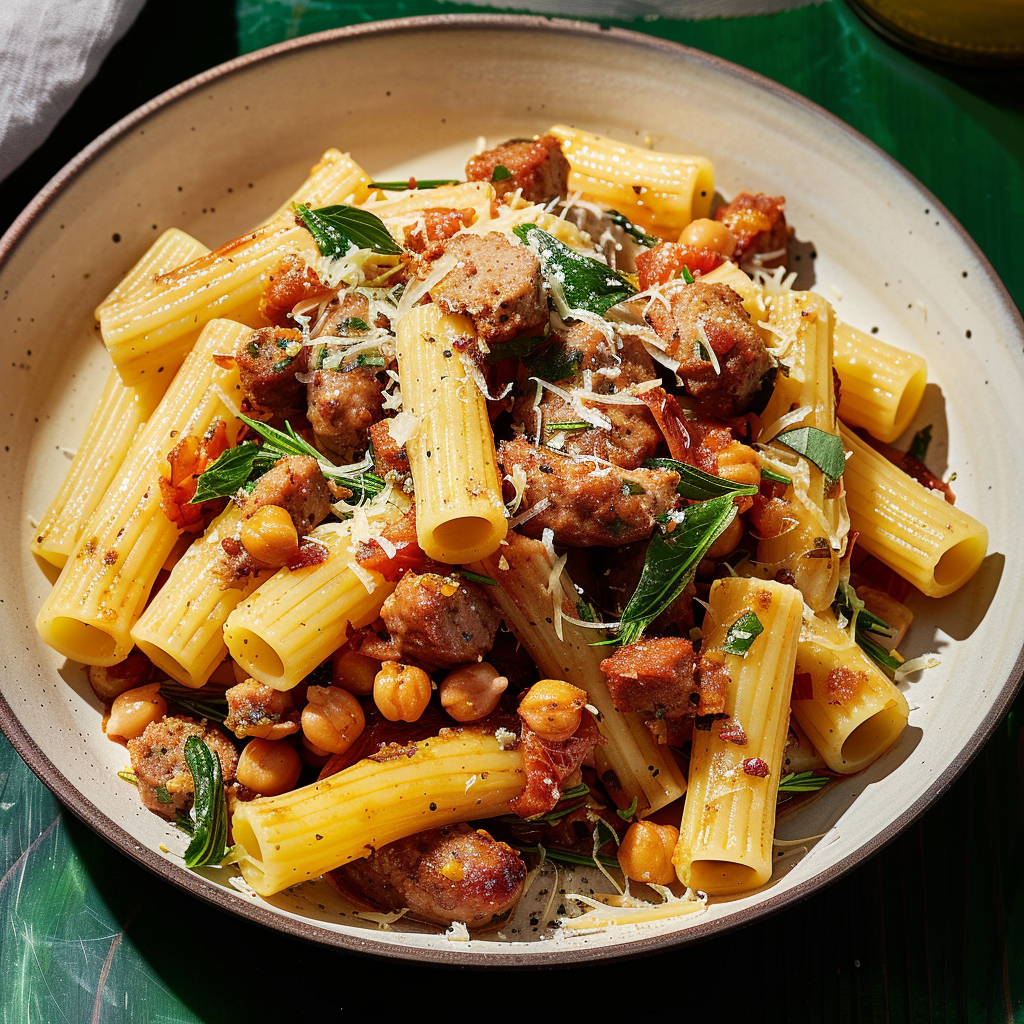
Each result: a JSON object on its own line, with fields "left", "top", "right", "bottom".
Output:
{"left": 718, "top": 721, "right": 747, "bottom": 746}
{"left": 792, "top": 672, "right": 814, "bottom": 702}
{"left": 741, "top": 757, "right": 770, "bottom": 778}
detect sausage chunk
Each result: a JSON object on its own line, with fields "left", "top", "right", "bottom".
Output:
{"left": 404, "top": 208, "right": 473, "bottom": 253}
{"left": 259, "top": 254, "right": 332, "bottom": 328}
{"left": 224, "top": 679, "right": 299, "bottom": 740}
{"left": 513, "top": 324, "right": 661, "bottom": 470}
{"left": 498, "top": 436, "right": 679, "bottom": 547}
{"left": 368, "top": 419, "right": 410, "bottom": 480}
{"left": 431, "top": 232, "right": 547, "bottom": 345}
{"left": 236, "top": 326, "right": 308, "bottom": 422}
{"left": 337, "top": 824, "right": 527, "bottom": 928}
{"left": 128, "top": 716, "right": 237, "bottom": 819}
{"left": 466, "top": 135, "right": 570, "bottom": 206}
{"left": 380, "top": 572, "right": 501, "bottom": 669}
{"left": 307, "top": 368, "right": 384, "bottom": 457}
{"left": 246, "top": 455, "right": 332, "bottom": 534}
{"left": 646, "top": 281, "right": 774, "bottom": 418}
{"left": 600, "top": 638, "right": 699, "bottom": 719}
{"left": 636, "top": 241, "right": 725, "bottom": 290}
{"left": 714, "top": 192, "right": 788, "bottom": 265}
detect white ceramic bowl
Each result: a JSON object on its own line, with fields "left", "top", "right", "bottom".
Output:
{"left": 2, "top": 15, "right": 1022, "bottom": 965}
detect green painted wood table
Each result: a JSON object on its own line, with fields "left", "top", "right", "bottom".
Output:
{"left": 1, "top": 0, "right": 1022, "bottom": 1018}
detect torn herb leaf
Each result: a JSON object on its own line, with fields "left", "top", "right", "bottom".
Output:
{"left": 155, "top": 785, "right": 173, "bottom": 805}
{"left": 524, "top": 340, "right": 582, "bottom": 383}
{"left": 760, "top": 466, "right": 792, "bottom": 486}
{"left": 832, "top": 580, "right": 900, "bottom": 675}
{"left": 721, "top": 611, "right": 764, "bottom": 656}
{"left": 367, "top": 179, "right": 459, "bottom": 191}
{"left": 545, "top": 421, "right": 591, "bottom": 434}
{"left": 775, "top": 426, "right": 846, "bottom": 482}
{"left": 456, "top": 568, "right": 498, "bottom": 586}
{"left": 182, "top": 735, "right": 229, "bottom": 869}
{"left": 511, "top": 843, "right": 621, "bottom": 871}
{"left": 681, "top": 265, "right": 695, "bottom": 285}
{"left": 908, "top": 424, "right": 932, "bottom": 462}
{"left": 341, "top": 316, "right": 371, "bottom": 333}
{"left": 645, "top": 458, "right": 759, "bottom": 501}
{"left": 513, "top": 223, "right": 636, "bottom": 316}
{"left": 161, "top": 682, "right": 229, "bottom": 724}
{"left": 190, "top": 442, "right": 259, "bottom": 504}
{"left": 777, "top": 771, "right": 830, "bottom": 794}
{"left": 605, "top": 209, "right": 658, "bottom": 247}
{"left": 614, "top": 495, "right": 739, "bottom": 646}
{"left": 491, "top": 164, "right": 512, "bottom": 182}
{"left": 117, "top": 770, "right": 138, "bottom": 786}
{"left": 616, "top": 796, "right": 639, "bottom": 821}
{"left": 295, "top": 203, "right": 403, "bottom": 257}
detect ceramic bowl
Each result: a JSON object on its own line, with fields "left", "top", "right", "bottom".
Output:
{"left": 1, "top": 15, "right": 1021, "bottom": 965}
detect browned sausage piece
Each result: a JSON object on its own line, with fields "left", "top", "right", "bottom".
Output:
{"left": 127, "top": 716, "right": 238, "bottom": 818}
{"left": 259, "top": 254, "right": 332, "bottom": 328}
{"left": 714, "top": 191, "right": 788, "bottom": 265}
{"left": 246, "top": 454, "right": 332, "bottom": 534}
{"left": 380, "top": 572, "right": 501, "bottom": 669}
{"left": 466, "top": 135, "right": 570, "bottom": 206}
{"left": 307, "top": 368, "right": 384, "bottom": 458}
{"left": 368, "top": 418, "right": 410, "bottom": 480}
{"left": 236, "top": 326, "right": 308, "bottom": 422}
{"left": 337, "top": 823, "right": 527, "bottom": 929}
{"left": 224, "top": 679, "right": 300, "bottom": 740}
{"left": 431, "top": 232, "right": 547, "bottom": 346}
{"left": 645, "top": 280, "right": 774, "bottom": 418}
{"left": 600, "top": 637, "right": 699, "bottom": 719}
{"left": 497, "top": 436, "right": 679, "bottom": 547}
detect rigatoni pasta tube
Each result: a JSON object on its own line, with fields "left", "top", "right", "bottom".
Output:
{"left": 396, "top": 304, "right": 507, "bottom": 564}
{"left": 100, "top": 150, "right": 372, "bottom": 386}
{"left": 223, "top": 521, "right": 396, "bottom": 691}
{"left": 131, "top": 505, "right": 261, "bottom": 688}
{"left": 792, "top": 610, "right": 909, "bottom": 774}
{"left": 840, "top": 423, "right": 987, "bottom": 597}
{"left": 548, "top": 125, "right": 714, "bottom": 239}
{"left": 478, "top": 532, "right": 687, "bottom": 817}
{"left": 232, "top": 728, "right": 524, "bottom": 896}
{"left": 674, "top": 577, "right": 802, "bottom": 894}
{"left": 758, "top": 291, "right": 847, "bottom": 610}
{"left": 833, "top": 322, "right": 928, "bottom": 444}
{"left": 35, "top": 319, "right": 247, "bottom": 666}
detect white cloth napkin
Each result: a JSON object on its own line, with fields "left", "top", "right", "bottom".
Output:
{"left": 0, "top": 0, "right": 144, "bottom": 184}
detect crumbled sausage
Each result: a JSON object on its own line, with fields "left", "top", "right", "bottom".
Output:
{"left": 307, "top": 368, "right": 384, "bottom": 457}
{"left": 404, "top": 208, "right": 473, "bottom": 253}
{"left": 335, "top": 823, "right": 527, "bottom": 928}
{"left": 368, "top": 419, "right": 410, "bottom": 480}
{"left": 600, "top": 638, "right": 698, "bottom": 719}
{"left": 497, "top": 436, "right": 679, "bottom": 547}
{"left": 224, "top": 679, "right": 300, "bottom": 740}
{"left": 465, "top": 135, "right": 570, "bottom": 206}
{"left": 236, "top": 326, "right": 308, "bottom": 422}
{"left": 259, "top": 254, "right": 332, "bottom": 328}
{"left": 646, "top": 281, "right": 774, "bottom": 418}
{"left": 127, "top": 716, "right": 237, "bottom": 819}
{"left": 380, "top": 572, "right": 502, "bottom": 669}
{"left": 431, "top": 232, "right": 547, "bottom": 345}
{"left": 510, "top": 715, "right": 602, "bottom": 818}
{"left": 714, "top": 192, "right": 788, "bottom": 265}
{"left": 246, "top": 455, "right": 332, "bottom": 534}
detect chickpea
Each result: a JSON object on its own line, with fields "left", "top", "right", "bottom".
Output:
{"left": 373, "top": 661, "right": 432, "bottom": 723}
{"left": 617, "top": 821, "right": 680, "bottom": 885}
{"left": 518, "top": 679, "right": 587, "bottom": 743}
{"left": 236, "top": 738, "right": 302, "bottom": 796}
{"left": 332, "top": 647, "right": 381, "bottom": 696}
{"left": 679, "top": 217, "right": 737, "bottom": 257}
{"left": 706, "top": 515, "right": 744, "bottom": 560}
{"left": 240, "top": 504, "right": 298, "bottom": 567}
{"left": 299, "top": 734, "right": 331, "bottom": 768}
{"left": 301, "top": 685, "right": 365, "bottom": 754}
{"left": 106, "top": 682, "right": 166, "bottom": 741}
{"left": 439, "top": 662, "right": 508, "bottom": 722}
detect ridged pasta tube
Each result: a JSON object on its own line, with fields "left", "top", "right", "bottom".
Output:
{"left": 674, "top": 577, "right": 802, "bottom": 895}
{"left": 223, "top": 520, "right": 396, "bottom": 691}
{"left": 833, "top": 322, "right": 928, "bottom": 444}
{"left": 35, "top": 319, "right": 247, "bottom": 666}
{"left": 131, "top": 506, "right": 261, "bottom": 688}
{"left": 839, "top": 423, "right": 988, "bottom": 598}
{"left": 232, "top": 728, "right": 525, "bottom": 897}
{"left": 758, "top": 291, "right": 848, "bottom": 611}
{"left": 396, "top": 304, "right": 507, "bottom": 564}
{"left": 548, "top": 125, "right": 714, "bottom": 240}
{"left": 477, "top": 532, "right": 687, "bottom": 817}
{"left": 33, "top": 229, "right": 211, "bottom": 568}
{"left": 100, "top": 150, "right": 371, "bottom": 385}
{"left": 793, "top": 610, "right": 909, "bottom": 773}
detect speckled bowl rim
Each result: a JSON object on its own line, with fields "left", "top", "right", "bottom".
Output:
{"left": 1, "top": 13, "right": 1022, "bottom": 968}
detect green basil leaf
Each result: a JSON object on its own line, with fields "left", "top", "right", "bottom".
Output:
{"left": 605, "top": 209, "right": 658, "bottom": 248}
{"left": 491, "top": 165, "right": 513, "bottom": 182}
{"left": 775, "top": 426, "right": 846, "bottom": 482}
{"left": 295, "top": 202, "right": 403, "bottom": 257}
{"left": 645, "top": 457, "right": 759, "bottom": 500}
{"left": 681, "top": 265, "right": 695, "bottom": 285}
{"left": 513, "top": 223, "right": 636, "bottom": 316}
{"left": 908, "top": 424, "right": 932, "bottom": 462}
{"left": 484, "top": 334, "right": 549, "bottom": 364}
{"left": 524, "top": 340, "right": 582, "bottom": 383}
{"left": 778, "top": 771, "right": 830, "bottom": 794}
{"left": 190, "top": 442, "right": 259, "bottom": 504}
{"left": 760, "top": 466, "right": 792, "bottom": 486}
{"left": 182, "top": 735, "right": 229, "bottom": 869}
{"left": 615, "top": 495, "right": 738, "bottom": 646}
{"left": 367, "top": 179, "right": 459, "bottom": 191}
{"left": 720, "top": 611, "right": 764, "bottom": 656}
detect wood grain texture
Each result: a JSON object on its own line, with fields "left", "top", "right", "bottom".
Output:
{"left": 2, "top": 0, "right": 1022, "bottom": 1018}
